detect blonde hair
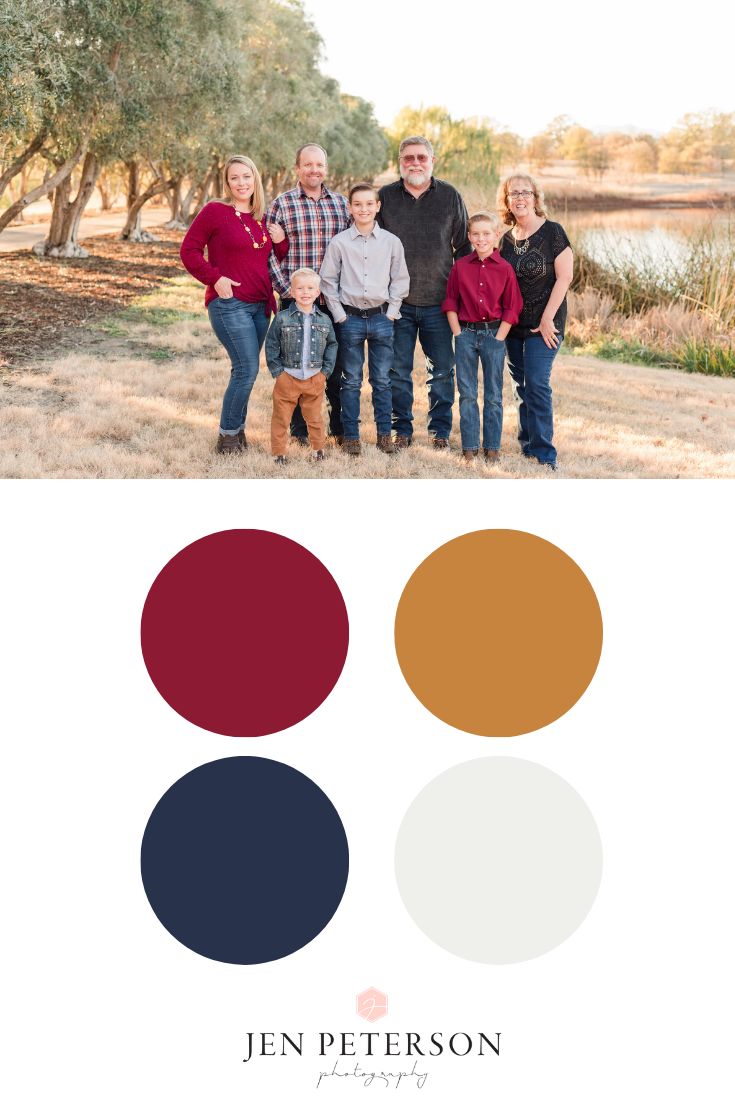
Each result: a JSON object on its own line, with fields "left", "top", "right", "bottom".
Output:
{"left": 497, "top": 173, "right": 548, "bottom": 226}
{"left": 469, "top": 210, "right": 503, "bottom": 231}
{"left": 222, "top": 155, "right": 266, "bottom": 221}
{"left": 289, "top": 268, "right": 320, "bottom": 287}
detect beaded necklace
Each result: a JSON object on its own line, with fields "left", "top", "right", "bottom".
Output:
{"left": 233, "top": 208, "right": 268, "bottom": 249}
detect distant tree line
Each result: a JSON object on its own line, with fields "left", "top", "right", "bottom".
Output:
{"left": 523, "top": 112, "right": 735, "bottom": 178}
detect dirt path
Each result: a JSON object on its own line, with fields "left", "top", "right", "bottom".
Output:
{"left": 0, "top": 208, "right": 171, "bottom": 254}
{"left": 2, "top": 277, "right": 733, "bottom": 479}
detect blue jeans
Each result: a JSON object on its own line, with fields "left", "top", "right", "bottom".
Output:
{"left": 454, "top": 324, "right": 505, "bottom": 450}
{"left": 505, "top": 334, "right": 560, "bottom": 465}
{"left": 207, "top": 298, "right": 269, "bottom": 434}
{"left": 337, "top": 312, "right": 394, "bottom": 439}
{"left": 392, "top": 303, "right": 455, "bottom": 440}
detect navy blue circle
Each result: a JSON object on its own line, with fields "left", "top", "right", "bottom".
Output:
{"left": 141, "top": 757, "right": 349, "bottom": 964}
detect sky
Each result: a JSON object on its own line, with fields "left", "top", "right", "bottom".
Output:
{"left": 302, "top": 0, "right": 732, "bottom": 137}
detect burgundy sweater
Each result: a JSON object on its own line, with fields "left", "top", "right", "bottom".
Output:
{"left": 180, "top": 201, "right": 289, "bottom": 312}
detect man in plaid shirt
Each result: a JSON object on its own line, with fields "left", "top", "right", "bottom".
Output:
{"left": 267, "top": 144, "right": 350, "bottom": 443}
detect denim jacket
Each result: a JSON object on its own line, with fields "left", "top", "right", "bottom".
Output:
{"left": 265, "top": 303, "right": 338, "bottom": 379}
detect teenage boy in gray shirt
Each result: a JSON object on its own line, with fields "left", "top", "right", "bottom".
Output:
{"left": 320, "top": 183, "right": 410, "bottom": 457}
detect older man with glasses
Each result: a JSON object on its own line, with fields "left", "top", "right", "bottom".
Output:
{"left": 377, "top": 135, "right": 469, "bottom": 448}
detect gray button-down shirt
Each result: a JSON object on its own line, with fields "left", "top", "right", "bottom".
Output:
{"left": 319, "top": 223, "right": 410, "bottom": 324}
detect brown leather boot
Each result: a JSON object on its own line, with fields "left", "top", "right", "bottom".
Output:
{"left": 376, "top": 434, "right": 396, "bottom": 454}
{"left": 216, "top": 433, "right": 243, "bottom": 454}
{"left": 462, "top": 449, "right": 479, "bottom": 461}
{"left": 342, "top": 439, "right": 361, "bottom": 457}
{"left": 483, "top": 449, "right": 500, "bottom": 463}
{"left": 394, "top": 435, "right": 412, "bottom": 449}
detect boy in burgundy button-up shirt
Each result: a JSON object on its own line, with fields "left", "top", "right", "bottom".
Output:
{"left": 442, "top": 212, "right": 523, "bottom": 460}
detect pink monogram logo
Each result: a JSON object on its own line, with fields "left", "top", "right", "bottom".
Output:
{"left": 356, "top": 987, "right": 388, "bottom": 1022}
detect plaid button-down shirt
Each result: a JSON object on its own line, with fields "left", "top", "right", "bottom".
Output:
{"left": 266, "top": 184, "right": 350, "bottom": 297}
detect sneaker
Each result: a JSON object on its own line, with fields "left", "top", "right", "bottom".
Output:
{"left": 216, "top": 433, "right": 243, "bottom": 454}
{"left": 376, "top": 434, "right": 396, "bottom": 455}
{"left": 432, "top": 437, "right": 449, "bottom": 449}
{"left": 310, "top": 450, "right": 325, "bottom": 461}
{"left": 462, "top": 449, "right": 479, "bottom": 461}
{"left": 273, "top": 455, "right": 287, "bottom": 465}
{"left": 394, "top": 435, "right": 412, "bottom": 449}
{"left": 342, "top": 439, "right": 361, "bottom": 457}
{"left": 483, "top": 449, "right": 500, "bottom": 463}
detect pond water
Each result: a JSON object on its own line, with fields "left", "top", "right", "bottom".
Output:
{"left": 564, "top": 208, "right": 732, "bottom": 270}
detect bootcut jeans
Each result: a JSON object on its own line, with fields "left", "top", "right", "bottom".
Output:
{"left": 505, "top": 333, "right": 560, "bottom": 466}
{"left": 207, "top": 298, "right": 269, "bottom": 435}
{"left": 391, "top": 303, "right": 455, "bottom": 440}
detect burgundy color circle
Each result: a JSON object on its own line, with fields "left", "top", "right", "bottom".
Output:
{"left": 141, "top": 530, "right": 349, "bottom": 737}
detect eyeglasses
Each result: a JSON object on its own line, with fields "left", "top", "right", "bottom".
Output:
{"left": 400, "top": 153, "right": 431, "bottom": 163}
{"left": 508, "top": 190, "right": 534, "bottom": 200}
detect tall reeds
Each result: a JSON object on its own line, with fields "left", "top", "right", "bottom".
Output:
{"left": 569, "top": 222, "right": 735, "bottom": 375}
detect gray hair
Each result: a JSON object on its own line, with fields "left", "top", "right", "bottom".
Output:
{"left": 398, "top": 135, "right": 435, "bottom": 158}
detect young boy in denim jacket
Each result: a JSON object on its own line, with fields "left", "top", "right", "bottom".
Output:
{"left": 442, "top": 211, "right": 523, "bottom": 462}
{"left": 265, "top": 268, "right": 338, "bottom": 464}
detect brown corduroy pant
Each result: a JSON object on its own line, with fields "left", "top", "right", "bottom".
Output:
{"left": 271, "top": 371, "right": 327, "bottom": 455}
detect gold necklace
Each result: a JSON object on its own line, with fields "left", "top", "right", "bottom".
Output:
{"left": 234, "top": 208, "right": 268, "bottom": 249}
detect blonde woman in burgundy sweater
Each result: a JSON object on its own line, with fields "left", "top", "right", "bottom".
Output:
{"left": 181, "top": 155, "right": 289, "bottom": 454}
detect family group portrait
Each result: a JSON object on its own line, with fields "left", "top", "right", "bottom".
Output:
{"left": 1, "top": 0, "right": 733, "bottom": 479}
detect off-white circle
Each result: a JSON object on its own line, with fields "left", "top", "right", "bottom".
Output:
{"left": 395, "top": 758, "right": 603, "bottom": 964}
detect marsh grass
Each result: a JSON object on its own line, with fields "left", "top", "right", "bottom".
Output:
{"left": 570, "top": 223, "right": 735, "bottom": 375}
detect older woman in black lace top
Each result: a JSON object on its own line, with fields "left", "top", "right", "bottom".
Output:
{"left": 498, "top": 174, "right": 573, "bottom": 470}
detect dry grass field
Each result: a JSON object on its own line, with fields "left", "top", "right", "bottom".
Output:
{"left": 2, "top": 274, "right": 734, "bottom": 479}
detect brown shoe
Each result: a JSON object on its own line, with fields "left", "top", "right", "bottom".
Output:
{"left": 216, "top": 433, "right": 243, "bottom": 454}
{"left": 237, "top": 429, "right": 247, "bottom": 449}
{"left": 376, "top": 434, "right": 396, "bottom": 455}
{"left": 432, "top": 437, "right": 449, "bottom": 449}
{"left": 342, "top": 439, "right": 361, "bottom": 457}
{"left": 394, "top": 434, "right": 412, "bottom": 449}
{"left": 462, "top": 448, "right": 479, "bottom": 461}
{"left": 483, "top": 449, "right": 500, "bottom": 463}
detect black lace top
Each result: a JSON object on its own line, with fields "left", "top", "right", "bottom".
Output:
{"left": 499, "top": 220, "right": 572, "bottom": 339}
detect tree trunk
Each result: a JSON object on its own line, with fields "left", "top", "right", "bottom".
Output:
{"left": 180, "top": 180, "right": 198, "bottom": 224}
{"left": 97, "top": 170, "right": 118, "bottom": 211}
{"left": 0, "top": 130, "right": 48, "bottom": 204}
{"left": 34, "top": 152, "right": 101, "bottom": 257}
{"left": 193, "top": 160, "right": 220, "bottom": 216}
{"left": 0, "top": 137, "right": 88, "bottom": 235}
{"left": 120, "top": 173, "right": 170, "bottom": 242}
{"left": 164, "top": 176, "right": 187, "bottom": 229}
